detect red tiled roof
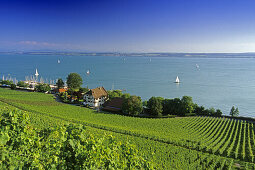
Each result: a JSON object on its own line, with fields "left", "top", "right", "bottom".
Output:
{"left": 54, "top": 88, "right": 67, "bottom": 93}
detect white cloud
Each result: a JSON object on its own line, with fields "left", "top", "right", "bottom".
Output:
{"left": 18, "top": 41, "right": 58, "bottom": 47}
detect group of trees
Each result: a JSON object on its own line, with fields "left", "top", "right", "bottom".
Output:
{"left": 194, "top": 105, "right": 223, "bottom": 117}
{"left": 144, "top": 96, "right": 226, "bottom": 117}
{"left": 145, "top": 96, "right": 241, "bottom": 117}
{"left": 107, "top": 90, "right": 241, "bottom": 118}
{"left": 144, "top": 96, "right": 198, "bottom": 117}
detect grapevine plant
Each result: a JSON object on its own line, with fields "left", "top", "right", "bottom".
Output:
{"left": 0, "top": 108, "right": 154, "bottom": 169}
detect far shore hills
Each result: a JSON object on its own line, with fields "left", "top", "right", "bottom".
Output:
{"left": 1, "top": 51, "right": 255, "bottom": 58}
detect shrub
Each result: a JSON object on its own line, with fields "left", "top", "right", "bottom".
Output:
{"left": 35, "top": 83, "right": 51, "bottom": 92}
{"left": 10, "top": 84, "right": 16, "bottom": 90}
{"left": 17, "top": 81, "right": 28, "bottom": 88}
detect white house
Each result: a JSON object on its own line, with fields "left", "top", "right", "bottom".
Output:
{"left": 83, "top": 87, "right": 108, "bottom": 107}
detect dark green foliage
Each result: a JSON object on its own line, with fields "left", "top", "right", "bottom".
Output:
{"left": 163, "top": 98, "right": 181, "bottom": 115}
{"left": 108, "top": 90, "right": 123, "bottom": 99}
{"left": 66, "top": 73, "right": 83, "bottom": 89}
{"left": 67, "top": 88, "right": 75, "bottom": 95}
{"left": 180, "top": 96, "right": 195, "bottom": 114}
{"left": 59, "top": 92, "right": 69, "bottom": 103}
{"left": 214, "top": 109, "right": 223, "bottom": 117}
{"left": 194, "top": 105, "right": 206, "bottom": 115}
{"left": 122, "top": 93, "right": 131, "bottom": 99}
{"left": 0, "top": 80, "right": 13, "bottom": 86}
{"left": 147, "top": 97, "right": 163, "bottom": 116}
{"left": 35, "top": 83, "right": 51, "bottom": 92}
{"left": 162, "top": 96, "right": 195, "bottom": 116}
{"left": 143, "top": 100, "right": 148, "bottom": 107}
{"left": 78, "top": 87, "right": 89, "bottom": 93}
{"left": 10, "top": 84, "right": 16, "bottom": 90}
{"left": 230, "top": 106, "right": 239, "bottom": 117}
{"left": 207, "top": 107, "right": 216, "bottom": 116}
{"left": 122, "top": 95, "right": 143, "bottom": 115}
{"left": 0, "top": 108, "right": 154, "bottom": 169}
{"left": 56, "top": 78, "right": 64, "bottom": 89}
{"left": 107, "top": 90, "right": 131, "bottom": 100}
{"left": 17, "top": 81, "right": 28, "bottom": 88}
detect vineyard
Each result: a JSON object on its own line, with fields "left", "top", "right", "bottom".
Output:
{"left": 0, "top": 88, "right": 255, "bottom": 169}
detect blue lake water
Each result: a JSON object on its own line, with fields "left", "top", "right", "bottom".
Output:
{"left": 0, "top": 54, "right": 255, "bottom": 117}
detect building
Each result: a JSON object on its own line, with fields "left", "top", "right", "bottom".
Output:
{"left": 103, "top": 97, "right": 124, "bottom": 113}
{"left": 53, "top": 88, "right": 67, "bottom": 93}
{"left": 83, "top": 87, "right": 108, "bottom": 107}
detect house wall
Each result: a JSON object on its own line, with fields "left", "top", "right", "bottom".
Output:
{"left": 83, "top": 94, "right": 107, "bottom": 107}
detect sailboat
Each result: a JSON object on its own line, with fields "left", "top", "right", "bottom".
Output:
{"left": 175, "top": 76, "right": 180, "bottom": 83}
{"left": 35, "top": 69, "right": 39, "bottom": 77}
{"left": 86, "top": 70, "right": 90, "bottom": 75}
{"left": 57, "top": 59, "right": 61, "bottom": 64}
{"left": 196, "top": 64, "right": 200, "bottom": 69}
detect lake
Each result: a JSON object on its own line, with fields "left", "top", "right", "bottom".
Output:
{"left": 0, "top": 53, "right": 255, "bottom": 117}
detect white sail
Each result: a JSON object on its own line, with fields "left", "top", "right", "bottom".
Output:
{"left": 86, "top": 70, "right": 90, "bottom": 75}
{"left": 58, "top": 59, "right": 60, "bottom": 64}
{"left": 35, "top": 69, "right": 39, "bottom": 77}
{"left": 175, "top": 76, "right": 180, "bottom": 83}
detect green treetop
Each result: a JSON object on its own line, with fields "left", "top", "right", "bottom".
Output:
{"left": 66, "top": 73, "right": 83, "bottom": 89}
{"left": 230, "top": 106, "right": 239, "bottom": 117}
{"left": 122, "top": 95, "right": 143, "bottom": 116}
{"left": 56, "top": 78, "right": 65, "bottom": 89}
{"left": 147, "top": 97, "right": 163, "bottom": 116}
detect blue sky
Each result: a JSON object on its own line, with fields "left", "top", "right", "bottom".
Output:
{"left": 1, "top": 0, "right": 255, "bottom": 52}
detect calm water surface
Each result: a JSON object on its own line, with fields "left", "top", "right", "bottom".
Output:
{"left": 0, "top": 54, "right": 255, "bottom": 117}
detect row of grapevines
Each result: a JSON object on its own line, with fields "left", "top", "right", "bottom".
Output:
{"left": 211, "top": 119, "right": 234, "bottom": 154}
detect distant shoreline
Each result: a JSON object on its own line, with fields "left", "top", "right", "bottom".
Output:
{"left": 1, "top": 51, "right": 255, "bottom": 58}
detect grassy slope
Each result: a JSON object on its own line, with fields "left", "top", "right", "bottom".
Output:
{"left": 0, "top": 88, "right": 254, "bottom": 169}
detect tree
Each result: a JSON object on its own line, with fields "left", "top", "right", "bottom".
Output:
{"left": 214, "top": 109, "right": 223, "bottom": 117}
{"left": 17, "top": 81, "right": 28, "bottom": 88}
{"left": 66, "top": 73, "right": 83, "bottom": 89}
{"left": 194, "top": 105, "right": 206, "bottom": 115}
{"left": 56, "top": 78, "right": 64, "bottom": 89}
{"left": 230, "top": 106, "right": 239, "bottom": 117}
{"left": 147, "top": 97, "right": 163, "bottom": 116}
{"left": 122, "top": 93, "right": 131, "bottom": 99}
{"left": 122, "top": 95, "right": 143, "bottom": 116}
{"left": 180, "top": 96, "right": 195, "bottom": 115}
{"left": 35, "top": 83, "right": 51, "bottom": 92}
{"left": 142, "top": 101, "right": 148, "bottom": 107}
{"left": 0, "top": 80, "right": 13, "bottom": 86}
{"left": 79, "top": 87, "right": 89, "bottom": 93}
{"left": 10, "top": 84, "right": 16, "bottom": 90}
{"left": 107, "top": 90, "right": 123, "bottom": 99}
{"left": 208, "top": 107, "right": 216, "bottom": 116}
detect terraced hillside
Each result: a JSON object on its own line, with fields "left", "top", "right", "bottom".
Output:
{"left": 0, "top": 88, "right": 255, "bottom": 169}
